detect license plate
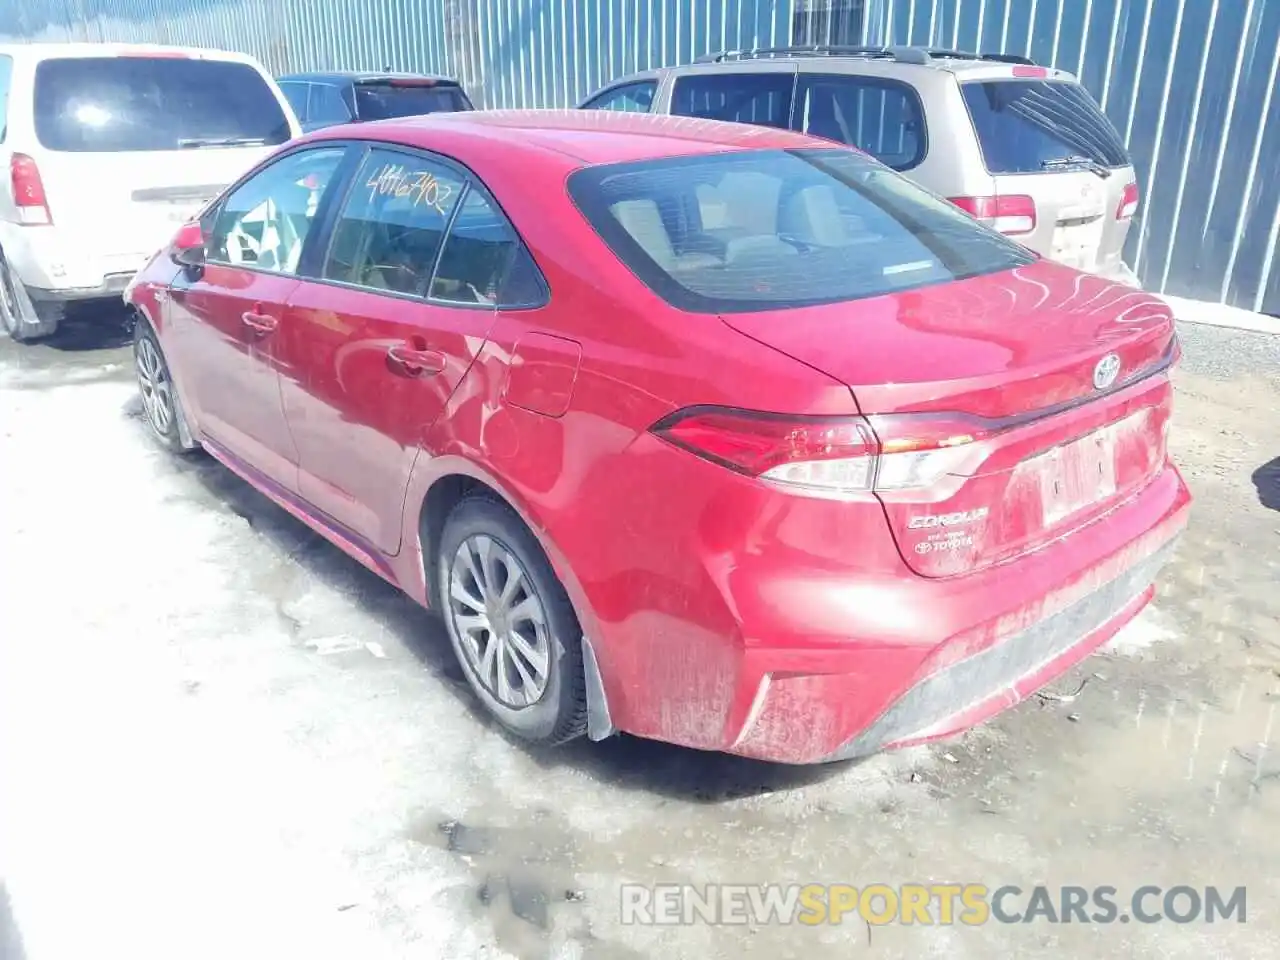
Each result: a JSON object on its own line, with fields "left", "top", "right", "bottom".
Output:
{"left": 1039, "top": 426, "right": 1118, "bottom": 526}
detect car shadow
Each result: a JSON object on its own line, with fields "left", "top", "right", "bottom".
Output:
{"left": 172, "top": 442, "right": 858, "bottom": 802}
{"left": 0, "top": 881, "right": 27, "bottom": 960}
{"left": 1253, "top": 457, "right": 1280, "bottom": 511}
{"left": 41, "top": 301, "right": 133, "bottom": 352}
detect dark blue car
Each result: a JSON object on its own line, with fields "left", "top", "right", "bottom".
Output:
{"left": 277, "top": 71, "right": 474, "bottom": 132}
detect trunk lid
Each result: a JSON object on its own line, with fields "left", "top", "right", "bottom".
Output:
{"left": 720, "top": 260, "right": 1177, "bottom": 577}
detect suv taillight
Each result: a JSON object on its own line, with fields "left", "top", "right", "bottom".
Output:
{"left": 651, "top": 407, "right": 995, "bottom": 495}
{"left": 948, "top": 195, "right": 1036, "bottom": 236}
{"left": 1117, "top": 182, "right": 1140, "bottom": 220}
{"left": 10, "top": 154, "right": 52, "bottom": 226}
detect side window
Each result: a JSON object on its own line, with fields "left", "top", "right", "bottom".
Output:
{"left": 0, "top": 55, "right": 11, "bottom": 142}
{"left": 670, "top": 73, "right": 794, "bottom": 129}
{"left": 208, "top": 147, "right": 346, "bottom": 273}
{"left": 431, "top": 188, "right": 543, "bottom": 307}
{"left": 278, "top": 81, "right": 310, "bottom": 123}
{"left": 310, "top": 84, "right": 352, "bottom": 125}
{"left": 582, "top": 81, "right": 656, "bottom": 113}
{"left": 323, "top": 148, "right": 464, "bottom": 295}
{"left": 797, "top": 76, "right": 926, "bottom": 171}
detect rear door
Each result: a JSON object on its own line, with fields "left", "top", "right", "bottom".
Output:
{"left": 28, "top": 52, "right": 295, "bottom": 278}
{"left": 958, "top": 77, "right": 1137, "bottom": 277}
{"left": 278, "top": 147, "right": 521, "bottom": 554}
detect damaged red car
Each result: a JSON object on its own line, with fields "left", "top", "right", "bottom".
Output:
{"left": 125, "top": 110, "right": 1190, "bottom": 764}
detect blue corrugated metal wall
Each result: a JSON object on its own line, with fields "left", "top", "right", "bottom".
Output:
{"left": 2, "top": 0, "right": 1278, "bottom": 316}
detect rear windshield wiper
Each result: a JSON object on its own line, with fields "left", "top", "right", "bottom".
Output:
{"left": 1041, "top": 155, "right": 1112, "bottom": 179}
{"left": 178, "top": 136, "right": 270, "bottom": 149}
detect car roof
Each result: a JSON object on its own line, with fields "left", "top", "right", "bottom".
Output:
{"left": 305, "top": 108, "right": 824, "bottom": 165}
{"left": 0, "top": 41, "right": 264, "bottom": 65}
{"left": 279, "top": 70, "right": 462, "bottom": 85}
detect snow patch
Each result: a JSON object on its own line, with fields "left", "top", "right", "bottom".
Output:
{"left": 1103, "top": 606, "right": 1179, "bottom": 655}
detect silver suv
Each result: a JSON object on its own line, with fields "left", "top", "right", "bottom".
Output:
{"left": 580, "top": 46, "right": 1141, "bottom": 286}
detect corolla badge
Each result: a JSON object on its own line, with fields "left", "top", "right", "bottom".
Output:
{"left": 1093, "top": 353, "right": 1121, "bottom": 390}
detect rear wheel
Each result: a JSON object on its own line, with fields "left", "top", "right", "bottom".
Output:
{"left": 0, "top": 250, "right": 60, "bottom": 342}
{"left": 133, "top": 320, "right": 198, "bottom": 453}
{"left": 437, "top": 497, "right": 588, "bottom": 746}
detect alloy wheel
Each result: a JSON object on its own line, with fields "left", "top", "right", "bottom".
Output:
{"left": 135, "top": 336, "right": 175, "bottom": 436}
{"left": 448, "top": 534, "right": 551, "bottom": 708}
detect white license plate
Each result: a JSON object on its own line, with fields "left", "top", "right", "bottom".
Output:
{"left": 1039, "top": 426, "right": 1118, "bottom": 526}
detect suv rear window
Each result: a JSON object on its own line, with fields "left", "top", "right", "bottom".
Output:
{"left": 569, "top": 148, "right": 1034, "bottom": 314}
{"left": 960, "top": 80, "right": 1130, "bottom": 174}
{"left": 33, "top": 56, "right": 291, "bottom": 153}
{"left": 353, "top": 82, "right": 471, "bottom": 120}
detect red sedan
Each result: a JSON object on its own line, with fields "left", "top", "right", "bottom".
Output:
{"left": 125, "top": 110, "right": 1190, "bottom": 764}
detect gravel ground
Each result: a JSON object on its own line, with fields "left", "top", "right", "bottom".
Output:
{"left": 1, "top": 306, "right": 1278, "bottom": 960}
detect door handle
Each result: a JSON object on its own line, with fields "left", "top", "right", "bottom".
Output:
{"left": 387, "top": 343, "right": 446, "bottom": 377}
{"left": 241, "top": 308, "right": 278, "bottom": 335}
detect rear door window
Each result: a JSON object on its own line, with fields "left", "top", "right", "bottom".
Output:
{"left": 34, "top": 56, "right": 292, "bottom": 153}
{"left": 670, "top": 73, "right": 795, "bottom": 129}
{"left": 796, "top": 75, "right": 926, "bottom": 170}
{"left": 352, "top": 83, "right": 471, "bottom": 120}
{"left": 568, "top": 148, "right": 1034, "bottom": 313}
{"left": 581, "top": 81, "right": 657, "bottom": 113}
{"left": 960, "top": 80, "right": 1130, "bottom": 173}
{"left": 430, "top": 189, "right": 544, "bottom": 307}
{"left": 322, "top": 148, "right": 465, "bottom": 295}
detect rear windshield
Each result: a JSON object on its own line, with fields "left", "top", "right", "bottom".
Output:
{"left": 568, "top": 148, "right": 1035, "bottom": 314}
{"left": 960, "top": 80, "right": 1130, "bottom": 174}
{"left": 353, "top": 83, "right": 471, "bottom": 120}
{"left": 33, "top": 56, "right": 291, "bottom": 153}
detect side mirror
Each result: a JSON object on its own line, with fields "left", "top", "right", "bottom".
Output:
{"left": 170, "top": 221, "right": 207, "bottom": 271}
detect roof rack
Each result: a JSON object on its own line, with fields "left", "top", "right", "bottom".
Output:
{"left": 694, "top": 44, "right": 1038, "bottom": 67}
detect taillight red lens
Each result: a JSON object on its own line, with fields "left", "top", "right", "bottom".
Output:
{"left": 947, "top": 194, "right": 1036, "bottom": 236}
{"left": 651, "top": 407, "right": 997, "bottom": 494}
{"left": 1012, "top": 65, "right": 1049, "bottom": 78}
{"left": 10, "top": 154, "right": 52, "bottom": 226}
{"left": 1117, "top": 182, "right": 1140, "bottom": 220}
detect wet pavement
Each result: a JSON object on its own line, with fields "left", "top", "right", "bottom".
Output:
{"left": 1, "top": 307, "right": 1278, "bottom": 959}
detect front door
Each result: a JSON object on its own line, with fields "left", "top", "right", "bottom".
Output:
{"left": 166, "top": 146, "right": 349, "bottom": 490}
{"left": 278, "top": 147, "right": 514, "bottom": 554}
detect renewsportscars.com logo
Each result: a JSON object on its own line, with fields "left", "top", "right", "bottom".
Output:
{"left": 620, "top": 883, "right": 1247, "bottom": 927}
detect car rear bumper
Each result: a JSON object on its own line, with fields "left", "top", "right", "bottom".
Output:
{"left": 721, "top": 463, "right": 1187, "bottom": 762}
{"left": 611, "top": 458, "right": 1190, "bottom": 765}
{"left": 0, "top": 222, "right": 150, "bottom": 302}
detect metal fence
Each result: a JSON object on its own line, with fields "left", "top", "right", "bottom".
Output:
{"left": 3, "top": 0, "right": 1279, "bottom": 317}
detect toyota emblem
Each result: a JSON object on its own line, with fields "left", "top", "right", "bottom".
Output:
{"left": 1093, "top": 353, "right": 1121, "bottom": 390}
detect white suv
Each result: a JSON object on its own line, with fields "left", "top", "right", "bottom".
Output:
{"left": 0, "top": 43, "right": 301, "bottom": 341}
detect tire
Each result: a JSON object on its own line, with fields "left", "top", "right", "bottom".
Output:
{"left": 437, "top": 496, "right": 588, "bottom": 746}
{"left": 0, "top": 249, "right": 60, "bottom": 342}
{"left": 133, "top": 319, "right": 199, "bottom": 454}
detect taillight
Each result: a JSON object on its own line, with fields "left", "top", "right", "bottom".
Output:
{"left": 947, "top": 193, "right": 1034, "bottom": 235}
{"left": 1012, "top": 65, "right": 1049, "bottom": 78}
{"left": 10, "top": 154, "right": 52, "bottom": 226}
{"left": 1117, "top": 182, "right": 1140, "bottom": 220}
{"left": 651, "top": 407, "right": 995, "bottom": 495}
{"left": 947, "top": 195, "right": 1036, "bottom": 236}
